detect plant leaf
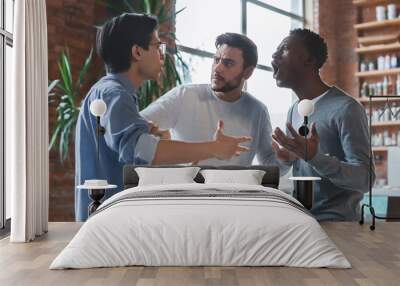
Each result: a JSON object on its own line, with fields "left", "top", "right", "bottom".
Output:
{"left": 48, "top": 79, "right": 60, "bottom": 95}
{"left": 75, "top": 48, "right": 93, "bottom": 96}
{"left": 49, "top": 124, "right": 62, "bottom": 151}
{"left": 141, "top": 0, "right": 151, "bottom": 13}
{"left": 49, "top": 47, "right": 91, "bottom": 162}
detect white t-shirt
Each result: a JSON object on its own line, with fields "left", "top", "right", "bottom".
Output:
{"left": 141, "top": 84, "right": 286, "bottom": 171}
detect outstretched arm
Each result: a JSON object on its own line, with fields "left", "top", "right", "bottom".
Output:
{"left": 152, "top": 120, "right": 251, "bottom": 165}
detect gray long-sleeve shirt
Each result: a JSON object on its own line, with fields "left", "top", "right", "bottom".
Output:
{"left": 287, "top": 86, "right": 375, "bottom": 221}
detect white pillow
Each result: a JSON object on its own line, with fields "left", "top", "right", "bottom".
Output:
{"left": 135, "top": 167, "right": 200, "bottom": 186}
{"left": 200, "top": 169, "right": 266, "bottom": 185}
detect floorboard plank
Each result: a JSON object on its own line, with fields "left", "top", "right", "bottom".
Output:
{"left": 0, "top": 222, "right": 399, "bottom": 286}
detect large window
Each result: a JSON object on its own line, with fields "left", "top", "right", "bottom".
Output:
{"left": 176, "top": 0, "right": 305, "bottom": 130}
{"left": 0, "top": 0, "right": 14, "bottom": 230}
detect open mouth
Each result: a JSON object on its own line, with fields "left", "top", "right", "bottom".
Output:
{"left": 271, "top": 61, "right": 280, "bottom": 79}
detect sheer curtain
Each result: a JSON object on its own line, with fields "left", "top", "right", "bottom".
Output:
{"left": 7, "top": 0, "right": 49, "bottom": 242}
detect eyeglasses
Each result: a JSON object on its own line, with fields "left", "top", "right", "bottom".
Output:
{"left": 149, "top": 41, "right": 167, "bottom": 55}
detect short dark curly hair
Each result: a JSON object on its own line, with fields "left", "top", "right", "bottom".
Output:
{"left": 290, "top": 28, "right": 328, "bottom": 69}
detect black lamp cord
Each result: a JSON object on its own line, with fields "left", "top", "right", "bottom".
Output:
{"left": 96, "top": 116, "right": 106, "bottom": 176}
{"left": 304, "top": 116, "right": 308, "bottom": 162}
{"left": 298, "top": 116, "right": 309, "bottom": 162}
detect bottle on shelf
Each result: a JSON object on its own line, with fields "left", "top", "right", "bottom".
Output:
{"left": 374, "top": 109, "right": 380, "bottom": 122}
{"left": 368, "top": 83, "right": 373, "bottom": 96}
{"left": 397, "top": 74, "right": 400, "bottom": 95}
{"left": 376, "top": 5, "right": 386, "bottom": 21}
{"left": 388, "top": 76, "right": 394, "bottom": 95}
{"left": 393, "top": 103, "right": 400, "bottom": 120}
{"left": 387, "top": 4, "right": 397, "bottom": 20}
{"left": 377, "top": 56, "right": 384, "bottom": 71}
{"left": 386, "top": 106, "right": 391, "bottom": 121}
{"left": 376, "top": 82, "right": 382, "bottom": 96}
{"left": 368, "top": 60, "right": 376, "bottom": 71}
{"left": 385, "top": 54, "right": 391, "bottom": 70}
{"left": 360, "top": 60, "right": 367, "bottom": 72}
{"left": 361, "top": 81, "right": 368, "bottom": 97}
{"left": 383, "top": 76, "right": 388, "bottom": 95}
{"left": 397, "top": 130, "right": 400, "bottom": 146}
{"left": 391, "top": 54, "right": 398, "bottom": 69}
{"left": 372, "top": 133, "right": 378, "bottom": 146}
{"left": 384, "top": 130, "right": 389, "bottom": 146}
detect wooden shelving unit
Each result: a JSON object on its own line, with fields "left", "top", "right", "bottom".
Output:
{"left": 358, "top": 96, "right": 400, "bottom": 103}
{"left": 371, "top": 121, "right": 400, "bottom": 127}
{"left": 372, "top": 146, "right": 400, "bottom": 152}
{"left": 356, "top": 42, "right": 400, "bottom": 54}
{"left": 354, "top": 1, "right": 400, "bottom": 191}
{"left": 354, "top": 18, "right": 400, "bottom": 31}
{"left": 353, "top": 0, "right": 393, "bottom": 7}
{"left": 358, "top": 34, "right": 400, "bottom": 46}
{"left": 372, "top": 146, "right": 388, "bottom": 152}
{"left": 354, "top": 0, "right": 400, "bottom": 227}
{"left": 355, "top": 68, "right": 400, "bottom": 78}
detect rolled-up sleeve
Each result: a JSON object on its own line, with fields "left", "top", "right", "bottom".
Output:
{"left": 135, "top": 133, "right": 160, "bottom": 163}
{"left": 100, "top": 87, "right": 159, "bottom": 165}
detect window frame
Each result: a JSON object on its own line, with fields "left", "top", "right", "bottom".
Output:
{"left": 176, "top": 0, "right": 305, "bottom": 74}
{"left": 0, "top": 0, "right": 14, "bottom": 231}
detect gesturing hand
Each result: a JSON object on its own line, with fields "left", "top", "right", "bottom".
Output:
{"left": 148, "top": 121, "right": 171, "bottom": 139}
{"left": 213, "top": 120, "right": 252, "bottom": 160}
{"left": 271, "top": 140, "right": 298, "bottom": 162}
{"left": 272, "top": 122, "right": 319, "bottom": 161}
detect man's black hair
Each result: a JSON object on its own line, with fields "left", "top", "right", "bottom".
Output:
{"left": 96, "top": 13, "right": 158, "bottom": 73}
{"left": 290, "top": 28, "right": 328, "bottom": 69}
{"left": 215, "top": 33, "right": 258, "bottom": 68}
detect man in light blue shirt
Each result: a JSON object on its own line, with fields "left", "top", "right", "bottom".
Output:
{"left": 271, "top": 29, "right": 375, "bottom": 221}
{"left": 141, "top": 33, "right": 288, "bottom": 172}
{"left": 75, "top": 14, "right": 251, "bottom": 221}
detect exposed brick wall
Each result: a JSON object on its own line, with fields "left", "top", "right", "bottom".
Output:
{"left": 47, "top": 0, "right": 106, "bottom": 221}
{"left": 47, "top": 0, "right": 174, "bottom": 221}
{"left": 314, "top": 0, "right": 338, "bottom": 85}
{"left": 315, "top": 0, "right": 358, "bottom": 98}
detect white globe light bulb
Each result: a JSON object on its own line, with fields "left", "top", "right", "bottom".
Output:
{"left": 90, "top": 99, "right": 107, "bottom": 117}
{"left": 298, "top": 99, "right": 315, "bottom": 117}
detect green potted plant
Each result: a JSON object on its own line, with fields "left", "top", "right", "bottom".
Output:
{"left": 48, "top": 49, "right": 93, "bottom": 163}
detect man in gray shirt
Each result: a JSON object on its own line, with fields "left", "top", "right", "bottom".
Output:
{"left": 142, "top": 33, "right": 288, "bottom": 173}
{"left": 271, "top": 28, "right": 375, "bottom": 221}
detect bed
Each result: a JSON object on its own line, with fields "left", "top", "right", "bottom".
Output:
{"left": 50, "top": 165, "right": 351, "bottom": 269}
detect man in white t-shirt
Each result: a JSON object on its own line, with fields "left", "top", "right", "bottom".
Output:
{"left": 141, "top": 33, "right": 288, "bottom": 173}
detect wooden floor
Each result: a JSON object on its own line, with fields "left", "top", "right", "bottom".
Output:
{"left": 0, "top": 222, "right": 399, "bottom": 286}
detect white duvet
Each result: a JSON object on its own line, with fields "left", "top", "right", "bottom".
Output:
{"left": 50, "top": 183, "right": 351, "bottom": 269}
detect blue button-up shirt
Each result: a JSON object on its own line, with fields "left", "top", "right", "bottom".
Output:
{"left": 75, "top": 73, "right": 160, "bottom": 221}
